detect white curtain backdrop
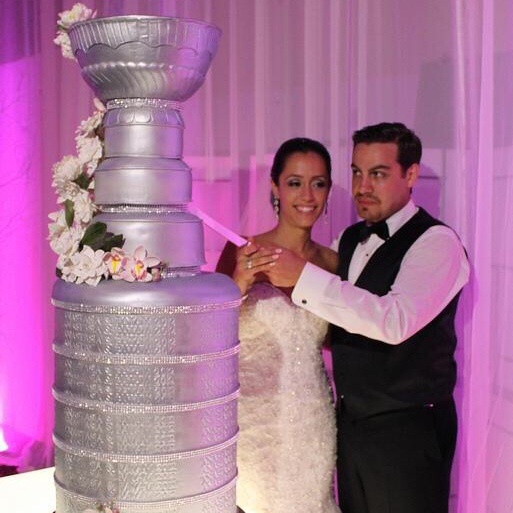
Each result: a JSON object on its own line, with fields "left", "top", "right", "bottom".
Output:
{"left": 1, "top": 0, "right": 511, "bottom": 511}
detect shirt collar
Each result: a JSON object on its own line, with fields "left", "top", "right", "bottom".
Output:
{"left": 384, "top": 199, "right": 418, "bottom": 237}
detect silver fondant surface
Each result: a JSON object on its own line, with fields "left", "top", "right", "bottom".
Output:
{"left": 53, "top": 273, "right": 240, "bottom": 308}
{"left": 54, "top": 396, "right": 238, "bottom": 453}
{"left": 55, "top": 476, "right": 237, "bottom": 513}
{"left": 105, "top": 124, "right": 183, "bottom": 159}
{"left": 53, "top": 353, "right": 238, "bottom": 404}
{"left": 54, "top": 440, "right": 237, "bottom": 500}
{"left": 68, "top": 16, "right": 221, "bottom": 101}
{"left": 94, "top": 211, "right": 205, "bottom": 267}
{"left": 94, "top": 168, "right": 192, "bottom": 205}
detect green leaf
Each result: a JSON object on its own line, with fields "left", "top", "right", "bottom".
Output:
{"left": 79, "top": 222, "right": 107, "bottom": 250}
{"left": 73, "top": 172, "right": 92, "bottom": 190}
{"left": 102, "top": 234, "right": 125, "bottom": 252}
{"left": 64, "top": 199, "right": 74, "bottom": 227}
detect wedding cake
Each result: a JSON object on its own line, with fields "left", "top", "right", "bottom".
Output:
{"left": 51, "top": 15, "right": 240, "bottom": 513}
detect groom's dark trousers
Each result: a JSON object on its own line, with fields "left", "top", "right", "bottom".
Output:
{"left": 336, "top": 399, "right": 457, "bottom": 513}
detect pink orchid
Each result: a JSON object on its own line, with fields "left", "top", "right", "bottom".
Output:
{"left": 120, "top": 246, "right": 160, "bottom": 283}
{"left": 103, "top": 248, "right": 126, "bottom": 279}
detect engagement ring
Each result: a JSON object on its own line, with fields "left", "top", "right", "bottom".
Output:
{"left": 246, "top": 259, "right": 253, "bottom": 270}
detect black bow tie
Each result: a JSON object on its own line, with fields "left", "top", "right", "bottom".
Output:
{"left": 358, "top": 220, "right": 390, "bottom": 243}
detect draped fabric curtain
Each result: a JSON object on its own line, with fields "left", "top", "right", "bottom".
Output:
{"left": 1, "top": 0, "right": 511, "bottom": 511}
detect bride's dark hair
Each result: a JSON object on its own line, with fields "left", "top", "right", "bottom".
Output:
{"left": 270, "top": 137, "right": 332, "bottom": 185}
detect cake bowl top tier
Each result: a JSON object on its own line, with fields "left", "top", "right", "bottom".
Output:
{"left": 68, "top": 16, "right": 221, "bottom": 102}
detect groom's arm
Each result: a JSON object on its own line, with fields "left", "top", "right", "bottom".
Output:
{"left": 269, "top": 228, "right": 469, "bottom": 345}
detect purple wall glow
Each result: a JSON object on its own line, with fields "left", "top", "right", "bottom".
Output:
{"left": 0, "top": 53, "right": 48, "bottom": 467}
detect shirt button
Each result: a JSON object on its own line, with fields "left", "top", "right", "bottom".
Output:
{"left": 301, "top": 299, "right": 307, "bottom": 304}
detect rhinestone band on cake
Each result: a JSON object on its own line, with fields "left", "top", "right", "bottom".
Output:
{"left": 52, "top": 14, "right": 240, "bottom": 513}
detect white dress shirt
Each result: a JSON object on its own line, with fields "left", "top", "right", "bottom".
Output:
{"left": 291, "top": 200, "right": 470, "bottom": 345}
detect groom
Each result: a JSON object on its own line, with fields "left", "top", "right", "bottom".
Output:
{"left": 267, "top": 122, "right": 469, "bottom": 513}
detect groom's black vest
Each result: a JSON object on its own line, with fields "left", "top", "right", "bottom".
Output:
{"left": 332, "top": 208, "right": 460, "bottom": 420}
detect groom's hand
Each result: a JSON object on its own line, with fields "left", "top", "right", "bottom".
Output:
{"left": 265, "top": 248, "right": 307, "bottom": 287}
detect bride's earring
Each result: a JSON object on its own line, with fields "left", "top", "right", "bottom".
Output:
{"left": 273, "top": 196, "right": 280, "bottom": 218}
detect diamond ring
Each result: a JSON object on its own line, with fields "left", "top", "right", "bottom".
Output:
{"left": 246, "top": 259, "right": 253, "bottom": 270}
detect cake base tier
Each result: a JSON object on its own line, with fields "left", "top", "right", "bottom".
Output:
{"left": 55, "top": 475, "right": 237, "bottom": 513}
{"left": 52, "top": 272, "right": 240, "bottom": 308}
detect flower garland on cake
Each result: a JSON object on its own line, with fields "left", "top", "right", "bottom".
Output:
{"left": 50, "top": 3, "right": 161, "bottom": 286}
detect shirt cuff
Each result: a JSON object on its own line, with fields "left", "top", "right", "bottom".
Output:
{"left": 292, "top": 261, "right": 336, "bottom": 309}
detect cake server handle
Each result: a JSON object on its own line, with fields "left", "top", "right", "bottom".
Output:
{"left": 188, "top": 205, "right": 247, "bottom": 248}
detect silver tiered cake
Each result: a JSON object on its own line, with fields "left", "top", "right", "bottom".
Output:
{"left": 52, "top": 16, "right": 241, "bottom": 513}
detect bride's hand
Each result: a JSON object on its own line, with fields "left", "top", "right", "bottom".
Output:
{"left": 233, "top": 240, "right": 281, "bottom": 295}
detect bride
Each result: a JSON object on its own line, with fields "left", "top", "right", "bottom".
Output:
{"left": 216, "top": 138, "right": 340, "bottom": 513}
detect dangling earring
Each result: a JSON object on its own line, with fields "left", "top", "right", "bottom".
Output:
{"left": 323, "top": 199, "right": 329, "bottom": 224}
{"left": 273, "top": 196, "right": 280, "bottom": 218}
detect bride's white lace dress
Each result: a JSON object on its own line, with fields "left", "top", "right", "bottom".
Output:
{"left": 236, "top": 282, "right": 340, "bottom": 513}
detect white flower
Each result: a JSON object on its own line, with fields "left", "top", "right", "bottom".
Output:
{"left": 52, "top": 155, "right": 83, "bottom": 202}
{"left": 56, "top": 254, "right": 71, "bottom": 271}
{"left": 53, "top": 30, "right": 74, "bottom": 59}
{"left": 73, "top": 189, "right": 97, "bottom": 224}
{"left": 76, "top": 109, "right": 104, "bottom": 138}
{"left": 48, "top": 210, "right": 68, "bottom": 240}
{"left": 52, "top": 155, "right": 82, "bottom": 185}
{"left": 76, "top": 135, "right": 103, "bottom": 175}
{"left": 57, "top": 181, "right": 81, "bottom": 204}
{"left": 54, "top": 3, "right": 96, "bottom": 60}
{"left": 57, "top": 3, "right": 96, "bottom": 30}
{"left": 62, "top": 246, "right": 108, "bottom": 286}
{"left": 49, "top": 225, "right": 84, "bottom": 257}
{"left": 93, "top": 98, "right": 106, "bottom": 113}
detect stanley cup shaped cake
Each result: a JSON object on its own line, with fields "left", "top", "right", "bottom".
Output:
{"left": 51, "top": 16, "right": 241, "bottom": 513}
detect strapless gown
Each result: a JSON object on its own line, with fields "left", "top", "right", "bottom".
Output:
{"left": 236, "top": 282, "right": 340, "bottom": 513}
